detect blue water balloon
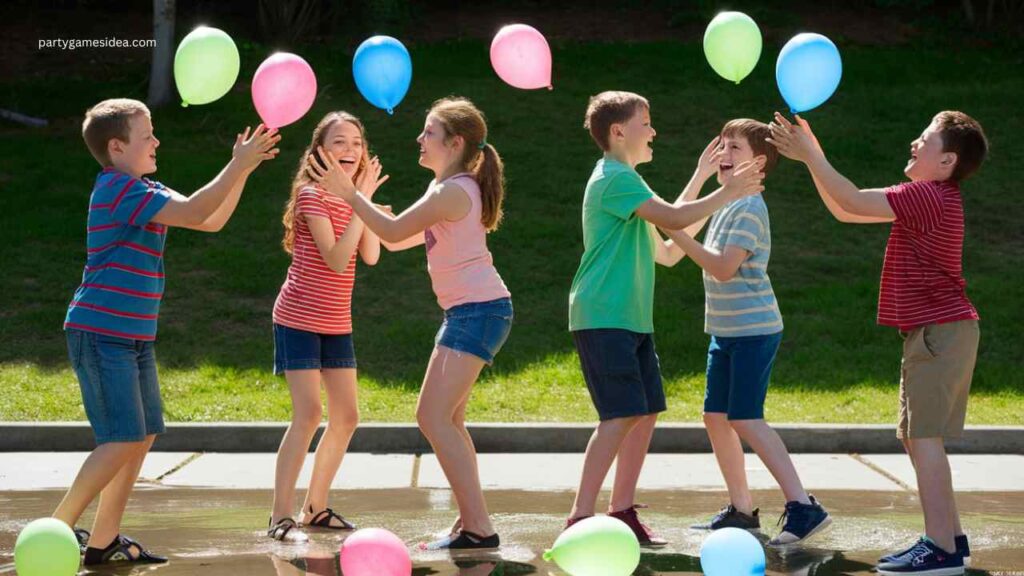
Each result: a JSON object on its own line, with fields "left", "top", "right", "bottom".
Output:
{"left": 699, "top": 527, "right": 766, "bottom": 576}
{"left": 776, "top": 33, "right": 842, "bottom": 114}
{"left": 352, "top": 36, "right": 412, "bottom": 115}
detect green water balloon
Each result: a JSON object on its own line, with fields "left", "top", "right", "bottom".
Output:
{"left": 703, "top": 11, "right": 763, "bottom": 84}
{"left": 174, "top": 26, "right": 240, "bottom": 106}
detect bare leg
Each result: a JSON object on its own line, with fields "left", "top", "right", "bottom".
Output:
{"left": 271, "top": 370, "right": 322, "bottom": 524}
{"left": 704, "top": 412, "right": 754, "bottom": 514}
{"left": 88, "top": 435, "right": 156, "bottom": 550}
{"left": 416, "top": 346, "right": 493, "bottom": 536}
{"left": 301, "top": 368, "right": 359, "bottom": 526}
{"left": 570, "top": 416, "right": 641, "bottom": 519}
{"left": 731, "top": 419, "right": 810, "bottom": 505}
{"left": 53, "top": 440, "right": 149, "bottom": 529}
{"left": 609, "top": 413, "right": 658, "bottom": 512}
{"left": 908, "top": 437, "right": 957, "bottom": 553}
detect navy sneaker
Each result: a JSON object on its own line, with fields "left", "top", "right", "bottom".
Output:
{"left": 690, "top": 504, "right": 761, "bottom": 530}
{"left": 876, "top": 537, "right": 963, "bottom": 575}
{"left": 880, "top": 534, "right": 970, "bottom": 567}
{"left": 767, "top": 495, "right": 832, "bottom": 547}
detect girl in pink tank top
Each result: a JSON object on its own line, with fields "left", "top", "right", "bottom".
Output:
{"left": 308, "top": 97, "right": 512, "bottom": 551}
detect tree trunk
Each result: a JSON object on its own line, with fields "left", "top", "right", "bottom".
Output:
{"left": 961, "top": 0, "right": 977, "bottom": 26}
{"left": 147, "top": 0, "right": 176, "bottom": 107}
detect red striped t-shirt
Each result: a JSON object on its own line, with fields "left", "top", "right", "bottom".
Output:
{"left": 273, "top": 185, "right": 358, "bottom": 334}
{"left": 879, "top": 180, "right": 979, "bottom": 331}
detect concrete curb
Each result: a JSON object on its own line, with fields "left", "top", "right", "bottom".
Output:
{"left": 1, "top": 422, "right": 1021, "bottom": 454}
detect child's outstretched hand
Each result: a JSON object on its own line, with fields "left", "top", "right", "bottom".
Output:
{"left": 766, "top": 112, "right": 821, "bottom": 163}
{"left": 233, "top": 124, "right": 281, "bottom": 171}
{"left": 695, "top": 135, "right": 724, "bottom": 182}
{"left": 307, "top": 146, "right": 356, "bottom": 200}
{"left": 356, "top": 156, "right": 391, "bottom": 199}
{"left": 722, "top": 156, "right": 766, "bottom": 200}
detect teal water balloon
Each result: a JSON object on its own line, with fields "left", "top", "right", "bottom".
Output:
{"left": 353, "top": 36, "right": 412, "bottom": 115}
{"left": 699, "top": 527, "right": 766, "bottom": 576}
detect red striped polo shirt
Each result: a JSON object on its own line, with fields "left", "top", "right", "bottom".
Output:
{"left": 879, "top": 180, "right": 979, "bottom": 331}
{"left": 273, "top": 185, "right": 358, "bottom": 334}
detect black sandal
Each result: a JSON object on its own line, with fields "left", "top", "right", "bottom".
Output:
{"left": 305, "top": 507, "right": 356, "bottom": 530}
{"left": 83, "top": 534, "right": 167, "bottom": 565}
{"left": 268, "top": 517, "right": 308, "bottom": 542}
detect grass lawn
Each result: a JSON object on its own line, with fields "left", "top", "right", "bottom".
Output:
{"left": 1, "top": 39, "right": 1021, "bottom": 424}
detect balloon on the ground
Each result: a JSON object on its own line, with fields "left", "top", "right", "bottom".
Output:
{"left": 776, "top": 33, "right": 842, "bottom": 113}
{"left": 251, "top": 52, "right": 317, "bottom": 129}
{"left": 339, "top": 528, "right": 411, "bottom": 576}
{"left": 174, "top": 26, "right": 240, "bottom": 107}
{"left": 14, "top": 518, "right": 80, "bottom": 576}
{"left": 703, "top": 12, "right": 762, "bottom": 84}
{"left": 352, "top": 36, "right": 413, "bottom": 115}
{"left": 699, "top": 527, "right": 766, "bottom": 576}
{"left": 490, "top": 24, "right": 553, "bottom": 90}
{"left": 542, "top": 516, "right": 640, "bottom": 576}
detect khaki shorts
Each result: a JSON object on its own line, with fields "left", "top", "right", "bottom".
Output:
{"left": 898, "top": 319, "right": 979, "bottom": 440}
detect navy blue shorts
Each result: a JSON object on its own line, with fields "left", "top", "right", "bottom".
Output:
{"left": 572, "top": 329, "right": 666, "bottom": 421}
{"left": 435, "top": 298, "right": 513, "bottom": 365}
{"left": 704, "top": 331, "right": 783, "bottom": 420}
{"left": 66, "top": 329, "right": 165, "bottom": 444}
{"left": 273, "top": 323, "right": 357, "bottom": 374}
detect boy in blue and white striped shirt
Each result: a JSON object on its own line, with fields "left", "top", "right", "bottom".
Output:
{"left": 662, "top": 119, "right": 830, "bottom": 547}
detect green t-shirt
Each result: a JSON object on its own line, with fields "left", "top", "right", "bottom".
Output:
{"left": 569, "top": 157, "right": 656, "bottom": 333}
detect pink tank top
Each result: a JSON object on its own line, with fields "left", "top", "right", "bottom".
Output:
{"left": 424, "top": 173, "right": 510, "bottom": 310}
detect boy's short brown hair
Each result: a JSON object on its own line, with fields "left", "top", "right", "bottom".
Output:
{"left": 82, "top": 98, "right": 150, "bottom": 166}
{"left": 584, "top": 91, "right": 649, "bottom": 151}
{"left": 933, "top": 111, "right": 987, "bottom": 182}
{"left": 721, "top": 118, "right": 779, "bottom": 176}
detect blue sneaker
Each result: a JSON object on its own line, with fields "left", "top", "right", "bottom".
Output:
{"left": 876, "top": 537, "right": 964, "bottom": 575}
{"left": 880, "top": 534, "right": 970, "bottom": 567}
{"left": 767, "top": 495, "right": 832, "bottom": 547}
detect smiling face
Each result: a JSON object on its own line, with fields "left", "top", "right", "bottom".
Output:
{"left": 905, "top": 121, "right": 956, "bottom": 182}
{"left": 416, "top": 114, "right": 461, "bottom": 174}
{"left": 322, "top": 119, "right": 365, "bottom": 177}
{"left": 109, "top": 113, "right": 159, "bottom": 177}
{"left": 716, "top": 134, "right": 755, "bottom": 186}
{"left": 613, "top": 106, "right": 656, "bottom": 165}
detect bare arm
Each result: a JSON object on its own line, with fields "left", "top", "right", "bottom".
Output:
{"left": 305, "top": 213, "right": 366, "bottom": 274}
{"left": 663, "top": 228, "right": 750, "bottom": 281}
{"left": 649, "top": 224, "right": 684, "bottom": 267}
{"left": 357, "top": 223, "right": 381, "bottom": 265}
{"left": 152, "top": 125, "right": 280, "bottom": 229}
{"left": 768, "top": 113, "right": 895, "bottom": 222}
{"left": 634, "top": 156, "right": 765, "bottom": 230}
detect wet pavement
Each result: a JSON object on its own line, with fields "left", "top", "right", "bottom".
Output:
{"left": 2, "top": 487, "right": 1023, "bottom": 575}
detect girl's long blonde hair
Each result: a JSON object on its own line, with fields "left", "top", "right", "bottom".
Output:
{"left": 282, "top": 111, "right": 370, "bottom": 253}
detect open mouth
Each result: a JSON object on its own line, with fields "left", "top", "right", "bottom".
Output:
{"left": 719, "top": 162, "right": 734, "bottom": 173}
{"left": 338, "top": 157, "right": 356, "bottom": 165}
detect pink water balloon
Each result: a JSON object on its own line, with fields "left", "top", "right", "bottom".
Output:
{"left": 339, "top": 528, "right": 411, "bottom": 576}
{"left": 490, "top": 24, "right": 552, "bottom": 90}
{"left": 251, "top": 52, "right": 317, "bottom": 129}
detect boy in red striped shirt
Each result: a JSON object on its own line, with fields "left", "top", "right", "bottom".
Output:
{"left": 767, "top": 111, "right": 988, "bottom": 576}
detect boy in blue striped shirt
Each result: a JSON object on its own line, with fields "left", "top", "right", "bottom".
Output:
{"left": 662, "top": 119, "right": 830, "bottom": 546}
{"left": 55, "top": 98, "right": 280, "bottom": 566}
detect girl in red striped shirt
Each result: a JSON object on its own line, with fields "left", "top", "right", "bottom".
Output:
{"left": 268, "top": 112, "right": 389, "bottom": 541}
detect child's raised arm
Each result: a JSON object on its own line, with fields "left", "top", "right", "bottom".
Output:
{"left": 635, "top": 156, "right": 764, "bottom": 230}
{"left": 767, "top": 113, "right": 894, "bottom": 223}
{"left": 152, "top": 125, "right": 280, "bottom": 231}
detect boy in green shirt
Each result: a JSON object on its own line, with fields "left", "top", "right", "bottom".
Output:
{"left": 565, "top": 91, "right": 764, "bottom": 545}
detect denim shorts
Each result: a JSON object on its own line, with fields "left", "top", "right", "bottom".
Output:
{"left": 273, "top": 324, "right": 357, "bottom": 374}
{"left": 704, "top": 331, "right": 783, "bottom": 420}
{"left": 66, "top": 329, "right": 165, "bottom": 444}
{"left": 572, "top": 329, "right": 666, "bottom": 421}
{"left": 435, "top": 297, "right": 513, "bottom": 364}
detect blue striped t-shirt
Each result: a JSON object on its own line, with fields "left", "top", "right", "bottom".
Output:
{"left": 702, "top": 195, "right": 783, "bottom": 337}
{"left": 64, "top": 168, "right": 172, "bottom": 340}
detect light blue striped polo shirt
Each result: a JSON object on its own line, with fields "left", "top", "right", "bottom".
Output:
{"left": 702, "top": 194, "right": 783, "bottom": 337}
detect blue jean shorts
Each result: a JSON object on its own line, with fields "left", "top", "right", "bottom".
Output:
{"left": 66, "top": 329, "right": 165, "bottom": 444}
{"left": 573, "top": 329, "right": 666, "bottom": 421}
{"left": 273, "top": 323, "right": 357, "bottom": 374}
{"left": 435, "top": 297, "right": 513, "bottom": 364}
{"left": 704, "top": 331, "right": 783, "bottom": 420}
